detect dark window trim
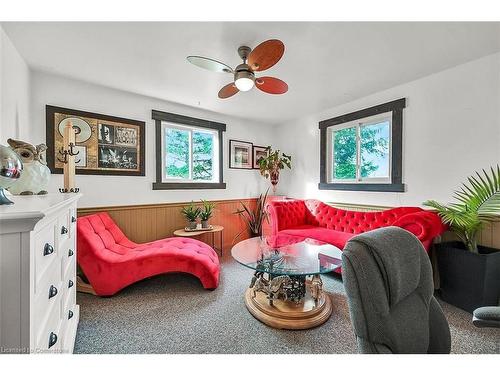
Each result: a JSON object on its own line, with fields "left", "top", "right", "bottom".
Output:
{"left": 319, "top": 98, "right": 406, "bottom": 192}
{"left": 152, "top": 110, "right": 226, "bottom": 190}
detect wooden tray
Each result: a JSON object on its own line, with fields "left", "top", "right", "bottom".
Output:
{"left": 184, "top": 225, "right": 214, "bottom": 232}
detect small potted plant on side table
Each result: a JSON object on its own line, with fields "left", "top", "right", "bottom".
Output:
{"left": 181, "top": 201, "right": 201, "bottom": 230}
{"left": 424, "top": 165, "right": 500, "bottom": 313}
{"left": 200, "top": 200, "right": 216, "bottom": 229}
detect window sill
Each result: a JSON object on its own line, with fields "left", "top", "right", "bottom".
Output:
{"left": 318, "top": 182, "right": 405, "bottom": 192}
{"left": 152, "top": 182, "right": 227, "bottom": 190}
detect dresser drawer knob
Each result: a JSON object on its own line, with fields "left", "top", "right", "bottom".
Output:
{"left": 71, "top": 216, "right": 77, "bottom": 223}
{"left": 68, "top": 249, "right": 74, "bottom": 257}
{"left": 48, "top": 285, "right": 58, "bottom": 299}
{"left": 43, "top": 243, "right": 54, "bottom": 256}
{"left": 68, "top": 310, "right": 74, "bottom": 320}
{"left": 61, "top": 226, "right": 68, "bottom": 235}
{"left": 48, "top": 332, "right": 58, "bottom": 348}
{"left": 68, "top": 280, "right": 74, "bottom": 288}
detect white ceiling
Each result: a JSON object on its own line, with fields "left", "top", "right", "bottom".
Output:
{"left": 3, "top": 22, "right": 500, "bottom": 125}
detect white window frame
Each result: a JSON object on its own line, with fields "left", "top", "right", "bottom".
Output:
{"left": 327, "top": 112, "right": 392, "bottom": 184}
{"left": 161, "top": 121, "right": 219, "bottom": 184}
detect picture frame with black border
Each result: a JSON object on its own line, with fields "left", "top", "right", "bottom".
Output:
{"left": 252, "top": 145, "right": 269, "bottom": 169}
{"left": 46, "top": 105, "right": 145, "bottom": 176}
{"left": 229, "top": 139, "right": 253, "bottom": 169}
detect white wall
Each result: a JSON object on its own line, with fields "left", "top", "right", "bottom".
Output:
{"left": 273, "top": 53, "right": 500, "bottom": 207}
{"left": 29, "top": 71, "right": 275, "bottom": 207}
{"left": 0, "top": 26, "right": 30, "bottom": 142}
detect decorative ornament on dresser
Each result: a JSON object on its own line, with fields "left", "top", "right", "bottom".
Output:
{"left": 0, "top": 144, "right": 23, "bottom": 204}
{"left": 7, "top": 139, "right": 50, "bottom": 195}
{"left": 257, "top": 147, "right": 291, "bottom": 193}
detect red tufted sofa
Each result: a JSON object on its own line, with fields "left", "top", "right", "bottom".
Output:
{"left": 267, "top": 199, "right": 446, "bottom": 252}
{"left": 77, "top": 212, "right": 220, "bottom": 296}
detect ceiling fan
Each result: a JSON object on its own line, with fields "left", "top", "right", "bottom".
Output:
{"left": 187, "top": 39, "right": 288, "bottom": 99}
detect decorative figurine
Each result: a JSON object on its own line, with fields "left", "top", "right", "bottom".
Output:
{"left": 7, "top": 139, "right": 51, "bottom": 195}
{"left": 0, "top": 144, "right": 23, "bottom": 204}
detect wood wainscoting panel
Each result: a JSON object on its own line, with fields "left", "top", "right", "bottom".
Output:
{"left": 78, "top": 198, "right": 257, "bottom": 252}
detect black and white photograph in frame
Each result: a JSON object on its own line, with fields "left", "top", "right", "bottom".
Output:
{"left": 229, "top": 139, "right": 253, "bottom": 169}
{"left": 98, "top": 123, "right": 114, "bottom": 144}
{"left": 252, "top": 145, "right": 269, "bottom": 169}
{"left": 98, "top": 146, "right": 138, "bottom": 170}
{"left": 115, "top": 126, "right": 138, "bottom": 147}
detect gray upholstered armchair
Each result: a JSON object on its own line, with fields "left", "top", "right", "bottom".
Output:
{"left": 342, "top": 226, "right": 451, "bottom": 354}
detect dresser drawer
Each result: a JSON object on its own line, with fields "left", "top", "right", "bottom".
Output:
{"left": 57, "top": 208, "right": 71, "bottom": 248}
{"left": 34, "top": 220, "right": 57, "bottom": 285}
{"left": 69, "top": 206, "right": 77, "bottom": 237}
{"left": 61, "top": 241, "right": 76, "bottom": 278}
{"left": 61, "top": 275, "right": 76, "bottom": 320}
{"left": 35, "top": 303, "right": 62, "bottom": 353}
{"left": 34, "top": 261, "right": 62, "bottom": 335}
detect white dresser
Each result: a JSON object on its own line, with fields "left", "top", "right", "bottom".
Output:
{"left": 0, "top": 193, "right": 81, "bottom": 353}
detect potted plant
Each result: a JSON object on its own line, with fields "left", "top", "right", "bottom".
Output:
{"left": 424, "top": 165, "right": 500, "bottom": 313}
{"left": 200, "top": 200, "right": 216, "bottom": 229}
{"left": 234, "top": 189, "right": 269, "bottom": 242}
{"left": 181, "top": 201, "right": 201, "bottom": 230}
{"left": 258, "top": 147, "right": 291, "bottom": 193}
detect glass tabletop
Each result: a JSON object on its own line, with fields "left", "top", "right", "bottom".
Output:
{"left": 231, "top": 235, "right": 343, "bottom": 276}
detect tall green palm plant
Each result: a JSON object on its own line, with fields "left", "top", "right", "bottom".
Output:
{"left": 424, "top": 165, "right": 500, "bottom": 253}
{"left": 233, "top": 189, "right": 270, "bottom": 242}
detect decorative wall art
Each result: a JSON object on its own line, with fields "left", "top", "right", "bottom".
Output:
{"left": 252, "top": 145, "right": 269, "bottom": 169}
{"left": 46, "top": 106, "right": 145, "bottom": 176}
{"left": 229, "top": 139, "right": 253, "bottom": 169}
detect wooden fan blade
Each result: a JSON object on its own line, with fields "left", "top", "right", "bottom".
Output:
{"left": 187, "top": 56, "right": 233, "bottom": 73}
{"left": 218, "top": 82, "right": 239, "bottom": 99}
{"left": 255, "top": 77, "right": 288, "bottom": 94}
{"left": 248, "top": 39, "right": 285, "bottom": 71}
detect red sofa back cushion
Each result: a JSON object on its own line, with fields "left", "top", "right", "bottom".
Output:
{"left": 304, "top": 200, "right": 422, "bottom": 234}
{"left": 270, "top": 199, "right": 307, "bottom": 230}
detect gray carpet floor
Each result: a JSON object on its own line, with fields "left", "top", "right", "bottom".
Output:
{"left": 74, "top": 256, "right": 500, "bottom": 354}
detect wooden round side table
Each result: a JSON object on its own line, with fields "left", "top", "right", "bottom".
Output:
{"left": 173, "top": 225, "right": 224, "bottom": 256}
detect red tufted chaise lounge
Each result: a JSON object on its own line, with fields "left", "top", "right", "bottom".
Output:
{"left": 77, "top": 212, "right": 220, "bottom": 296}
{"left": 267, "top": 199, "right": 446, "bottom": 252}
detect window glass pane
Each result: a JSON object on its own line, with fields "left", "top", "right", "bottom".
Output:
{"left": 333, "top": 127, "right": 357, "bottom": 180}
{"left": 165, "top": 128, "right": 189, "bottom": 179}
{"left": 360, "top": 121, "right": 390, "bottom": 178}
{"left": 192, "top": 131, "right": 214, "bottom": 181}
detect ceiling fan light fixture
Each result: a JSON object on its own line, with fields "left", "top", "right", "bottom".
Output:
{"left": 234, "top": 70, "right": 255, "bottom": 92}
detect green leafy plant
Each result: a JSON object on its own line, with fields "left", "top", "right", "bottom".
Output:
{"left": 181, "top": 201, "right": 201, "bottom": 222}
{"left": 424, "top": 165, "right": 500, "bottom": 253}
{"left": 258, "top": 147, "right": 291, "bottom": 192}
{"left": 200, "top": 200, "right": 216, "bottom": 221}
{"left": 234, "top": 189, "right": 270, "bottom": 241}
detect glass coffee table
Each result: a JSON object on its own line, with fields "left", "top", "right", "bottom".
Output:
{"left": 231, "top": 235, "right": 342, "bottom": 330}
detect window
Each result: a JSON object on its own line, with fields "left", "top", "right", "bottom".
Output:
{"left": 319, "top": 98, "right": 405, "bottom": 192}
{"left": 152, "top": 110, "right": 226, "bottom": 190}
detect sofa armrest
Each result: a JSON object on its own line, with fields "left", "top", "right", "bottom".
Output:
{"left": 266, "top": 200, "right": 307, "bottom": 236}
{"left": 392, "top": 211, "right": 447, "bottom": 245}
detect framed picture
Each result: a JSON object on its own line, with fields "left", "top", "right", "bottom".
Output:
{"left": 252, "top": 145, "right": 269, "bottom": 169}
{"left": 46, "top": 105, "right": 145, "bottom": 176}
{"left": 229, "top": 140, "right": 253, "bottom": 169}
